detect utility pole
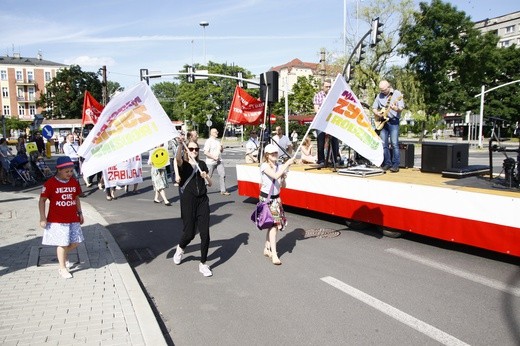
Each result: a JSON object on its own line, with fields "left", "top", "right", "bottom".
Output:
{"left": 102, "top": 65, "right": 108, "bottom": 105}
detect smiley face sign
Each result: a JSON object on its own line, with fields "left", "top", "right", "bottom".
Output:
{"left": 25, "top": 142, "right": 38, "bottom": 154}
{"left": 151, "top": 147, "right": 169, "bottom": 168}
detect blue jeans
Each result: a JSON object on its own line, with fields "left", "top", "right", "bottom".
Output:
{"left": 379, "top": 119, "right": 400, "bottom": 168}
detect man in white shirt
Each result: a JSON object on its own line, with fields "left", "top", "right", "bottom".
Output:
{"left": 245, "top": 130, "right": 260, "bottom": 163}
{"left": 204, "top": 128, "right": 229, "bottom": 195}
{"left": 272, "top": 126, "right": 293, "bottom": 159}
{"left": 62, "top": 133, "right": 81, "bottom": 178}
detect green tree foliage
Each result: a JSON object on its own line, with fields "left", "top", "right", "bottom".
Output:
{"left": 170, "top": 61, "right": 254, "bottom": 137}
{"left": 106, "top": 81, "right": 124, "bottom": 101}
{"left": 399, "top": 0, "right": 502, "bottom": 117}
{"left": 37, "top": 65, "right": 102, "bottom": 119}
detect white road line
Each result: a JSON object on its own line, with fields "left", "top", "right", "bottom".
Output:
{"left": 386, "top": 248, "right": 520, "bottom": 297}
{"left": 321, "top": 276, "right": 470, "bottom": 346}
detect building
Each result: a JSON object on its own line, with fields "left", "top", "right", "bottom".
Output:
{"left": 269, "top": 58, "right": 320, "bottom": 100}
{"left": 474, "top": 11, "right": 520, "bottom": 48}
{"left": 0, "top": 53, "right": 67, "bottom": 122}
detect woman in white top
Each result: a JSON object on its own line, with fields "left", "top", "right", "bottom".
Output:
{"left": 259, "top": 144, "right": 294, "bottom": 265}
{"left": 300, "top": 137, "right": 317, "bottom": 164}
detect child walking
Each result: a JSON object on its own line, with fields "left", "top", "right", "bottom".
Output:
{"left": 39, "top": 156, "right": 84, "bottom": 279}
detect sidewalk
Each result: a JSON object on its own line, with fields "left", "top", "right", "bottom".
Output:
{"left": 0, "top": 191, "right": 166, "bottom": 345}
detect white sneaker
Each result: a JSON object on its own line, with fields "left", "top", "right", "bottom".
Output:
{"left": 173, "top": 245, "right": 184, "bottom": 265}
{"left": 59, "top": 268, "right": 72, "bottom": 279}
{"left": 115, "top": 186, "right": 123, "bottom": 190}
{"left": 199, "top": 263, "right": 212, "bottom": 277}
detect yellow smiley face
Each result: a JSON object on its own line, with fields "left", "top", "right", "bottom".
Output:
{"left": 151, "top": 147, "right": 169, "bottom": 168}
{"left": 26, "top": 142, "right": 38, "bottom": 153}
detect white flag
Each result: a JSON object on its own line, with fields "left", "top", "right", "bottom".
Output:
{"left": 311, "top": 74, "right": 383, "bottom": 166}
{"left": 77, "top": 81, "right": 179, "bottom": 177}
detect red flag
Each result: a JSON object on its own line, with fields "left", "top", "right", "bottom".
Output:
{"left": 226, "top": 86, "right": 265, "bottom": 125}
{"left": 82, "top": 91, "right": 104, "bottom": 125}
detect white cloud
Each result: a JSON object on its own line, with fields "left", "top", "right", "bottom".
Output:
{"left": 64, "top": 56, "right": 115, "bottom": 67}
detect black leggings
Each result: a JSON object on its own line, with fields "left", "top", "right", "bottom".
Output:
{"left": 179, "top": 193, "right": 210, "bottom": 263}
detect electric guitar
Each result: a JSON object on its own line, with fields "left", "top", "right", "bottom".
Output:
{"left": 374, "top": 94, "right": 403, "bottom": 131}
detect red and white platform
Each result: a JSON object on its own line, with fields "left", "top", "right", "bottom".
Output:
{"left": 237, "top": 164, "right": 520, "bottom": 257}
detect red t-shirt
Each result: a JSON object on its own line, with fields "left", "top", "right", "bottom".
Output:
{"left": 41, "top": 176, "right": 82, "bottom": 223}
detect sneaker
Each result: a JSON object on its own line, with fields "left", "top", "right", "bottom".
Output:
{"left": 59, "top": 268, "right": 72, "bottom": 279}
{"left": 381, "top": 165, "right": 391, "bottom": 171}
{"left": 220, "top": 191, "right": 230, "bottom": 196}
{"left": 65, "top": 260, "right": 73, "bottom": 269}
{"left": 390, "top": 166, "right": 400, "bottom": 173}
{"left": 199, "top": 263, "right": 213, "bottom": 277}
{"left": 115, "top": 186, "right": 123, "bottom": 190}
{"left": 173, "top": 245, "right": 184, "bottom": 265}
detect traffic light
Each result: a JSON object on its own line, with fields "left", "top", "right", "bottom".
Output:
{"left": 140, "top": 68, "right": 149, "bottom": 85}
{"left": 237, "top": 72, "right": 244, "bottom": 88}
{"left": 370, "top": 17, "right": 384, "bottom": 47}
{"left": 187, "top": 66, "right": 195, "bottom": 83}
{"left": 345, "top": 63, "right": 353, "bottom": 82}
{"left": 355, "top": 43, "right": 366, "bottom": 63}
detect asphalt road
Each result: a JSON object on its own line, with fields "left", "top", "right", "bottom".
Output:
{"left": 81, "top": 146, "right": 520, "bottom": 346}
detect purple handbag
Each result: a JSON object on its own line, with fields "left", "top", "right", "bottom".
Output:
{"left": 250, "top": 168, "right": 276, "bottom": 230}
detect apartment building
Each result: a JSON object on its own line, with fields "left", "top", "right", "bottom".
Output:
{"left": 474, "top": 11, "right": 520, "bottom": 48}
{"left": 269, "top": 58, "right": 320, "bottom": 100}
{"left": 0, "top": 53, "right": 67, "bottom": 122}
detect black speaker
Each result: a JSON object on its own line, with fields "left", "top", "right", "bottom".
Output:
{"left": 259, "top": 71, "right": 279, "bottom": 103}
{"left": 399, "top": 143, "right": 415, "bottom": 168}
{"left": 421, "top": 143, "right": 469, "bottom": 173}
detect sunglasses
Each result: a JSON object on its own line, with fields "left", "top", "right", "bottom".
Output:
{"left": 188, "top": 147, "right": 199, "bottom": 152}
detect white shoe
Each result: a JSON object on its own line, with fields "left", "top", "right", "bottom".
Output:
{"left": 59, "top": 268, "right": 72, "bottom": 279}
{"left": 115, "top": 186, "right": 123, "bottom": 190}
{"left": 199, "top": 263, "right": 213, "bottom": 277}
{"left": 65, "top": 260, "right": 73, "bottom": 270}
{"left": 173, "top": 245, "right": 184, "bottom": 265}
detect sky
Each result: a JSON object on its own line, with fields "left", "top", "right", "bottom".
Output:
{"left": 1, "top": 0, "right": 518, "bottom": 89}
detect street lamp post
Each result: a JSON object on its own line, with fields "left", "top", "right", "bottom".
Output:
{"left": 199, "top": 21, "right": 209, "bottom": 65}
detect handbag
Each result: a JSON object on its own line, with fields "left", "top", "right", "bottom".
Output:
{"left": 250, "top": 167, "right": 277, "bottom": 230}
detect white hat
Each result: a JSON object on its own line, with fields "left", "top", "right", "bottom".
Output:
{"left": 264, "top": 144, "right": 278, "bottom": 154}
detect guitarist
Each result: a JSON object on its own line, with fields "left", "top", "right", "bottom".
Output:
{"left": 372, "top": 80, "right": 405, "bottom": 173}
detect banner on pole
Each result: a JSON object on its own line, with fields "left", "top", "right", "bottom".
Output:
{"left": 103, "top": 155, "right": 143, "bottom": 188}
{"left": 311, "top": 74, "right": 383, "bottom": 166}
{"left": 77, "top": 81, "right": 178, "bottom": 177}
{"left": 82, "top": 91, "right": 104, "bottom": 125}
{"left": 226, "top": 86, "right": 265, "bottom": 125}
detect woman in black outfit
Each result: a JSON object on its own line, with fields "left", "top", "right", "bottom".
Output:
{"left": 173, "top": 139, "right": 213, "bottom": 277}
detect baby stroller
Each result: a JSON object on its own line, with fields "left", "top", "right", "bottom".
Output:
{"left": 31, "top": 155, "right": 53, "bottom": 181}
{"left": 9, "top": 154, "right": 37, "bottom": 187}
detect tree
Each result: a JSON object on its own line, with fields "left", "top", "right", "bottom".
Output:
{"left": 171, "top": 61, "right": 254, "bottom": 136}
{"left": 37, "top": 65, "right": 102, "bottom": 119}
{"left": 399, "top": 0, "right": 501, "bottom": 117}
{"left": 106, "top": 81, "right": 124, "bottom": 100}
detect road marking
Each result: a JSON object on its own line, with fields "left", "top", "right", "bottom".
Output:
{"left": 321, "top": 276, "right": 469, "bottom": 346}
{"left": 386, "top": 248, "right": 520, "bottom": 297}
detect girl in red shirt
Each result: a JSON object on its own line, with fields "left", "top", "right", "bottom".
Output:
{"left": 39, "top": 156, "right": 84, "bottom": 279}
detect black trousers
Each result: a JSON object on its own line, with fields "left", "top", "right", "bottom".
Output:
{"left": 179, "top": 193, "right": 210, "bottom": 263}
{"left": 317, "top": 132, "right": 340, "bottom": 164}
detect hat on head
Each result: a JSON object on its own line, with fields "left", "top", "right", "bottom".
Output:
{"left": 264, "top": 144, "right": 278, "bottom": 154}
{"left": 56, "top": 156, "right": 74, "bottom": 169}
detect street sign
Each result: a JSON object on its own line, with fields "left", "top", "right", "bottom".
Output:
{"left": 41, "top": 125, "right": 54, "bottom": 139}
{"left": 206, "top": 114, "right": 213, "bottom": 120}
{"left": 206, "top": 120, "right": 213, "bottom": 127}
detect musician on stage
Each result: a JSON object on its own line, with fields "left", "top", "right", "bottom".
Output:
{"left": 313, "top": 78, "right": 340, "bottom": 166}
{"left": 372, "top": 80, "right": 405, "bottom": 173}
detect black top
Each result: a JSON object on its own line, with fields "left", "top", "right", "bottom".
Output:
{"left": 179, "top": 160, "right": 208, "bottom": 197}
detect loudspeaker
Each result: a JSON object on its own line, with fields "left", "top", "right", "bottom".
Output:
{"left": 399, "top": 143, "right": 415, "bottom": 168}
{"left": 259, "top": 71, "right": 279, "bottom": 103}
{"left": 421, "top": 143, "right": 469, "bottom": 173}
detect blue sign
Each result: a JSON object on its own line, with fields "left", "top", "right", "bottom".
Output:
{"left": 41, "top": 125, "right": 54, "bottom": 140}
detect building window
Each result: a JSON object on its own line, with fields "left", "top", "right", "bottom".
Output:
{"left": 29, "top": 105, "right": 36, "bottom": 116}
{"left": 3, "top": 105, "right": 10, "bottom": 116}
{"left": 0, "top": 70, "right": 6, "bottom": 80}
{"left": 16, "top": 71, "right": 23, "bottom": 81}
{"left": 17, "top": 88, "right": 24, "bottom": 99}
{"left": 28, "top": 87, "right": 35, "bottom": 101}
{"left": 45, "top": 71, "right": 51, "bottom": 81}
{"left": 505, "top": 25, "right": 515, "bottom": 34}
{"left": 27, "top": 71, "right": 34, "bottom": 82}
{"left": 500, "top": 40, "right": 511, "bottom": 47}
{"left": 18, "top": 105, "right": 25, "bottom": 116}
{"left": 1, "top": 87, "right": 7, "bottom": 98}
